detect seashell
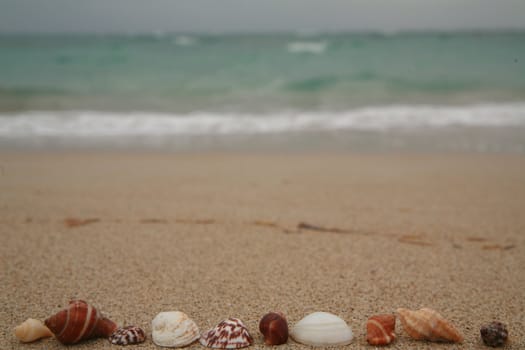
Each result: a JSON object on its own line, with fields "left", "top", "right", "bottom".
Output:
{"left": 397, "top": 308, "right": 463, "bottom": 343}
{"left": 259, "top": 312, "right": 288, "bottom": 345}
{"left": 290, "top": 311, "right": 353, "bottom": 347}
{"left": 480, "top": 321, "right": 508, "bottom": 347}
{"left": 109, "top": 326, "right": 146, "bottom": 345}
{"left": 199, "top": 318, "right": 253, "bottom": 349}
{"left": 366, "top": 314, "right": 396, "bottom": 345}
{"left": 14, "top": 318, "right": 53, "bottom": 343}
{"left": 151, "top": 311, "right": 200, "bottom": 347}
{"left": 44, "top": 300, "right": 117, "bottom": 344}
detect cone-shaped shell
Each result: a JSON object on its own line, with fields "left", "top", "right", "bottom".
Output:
{"left": 259, "top": 312, "right": 288, "bottom": 345}
{"left": 14, "top": 318, "right": 53, "bottom": 343}
{"left": 290, "top": 312, "right": 353, "bottom": 347}
{"left": 151, "top": 311, "right": 200, "bottom": 347}
{"left": 200, "top": 318, "right": 253, "bottom": 349}
{"left": 44, "top": 300, "right": 117, "bottom": 344}
{"left": 397, "top": 308, "right": 463, "bottom": 343}
{"left": 366, "top": 314, "right": 396, "bottom": 345}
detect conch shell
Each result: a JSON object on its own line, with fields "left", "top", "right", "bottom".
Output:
{"left": 14, "top": 318, "right": 53, "bottom": 343}
{"left": 397, "top": 308, "right": 463, "bottom": 343}
{"left": 45, "top": 300, "right": 117, "bottom": 344}
{"left": 290, "top": 311, "right": 353, "bottom": 346}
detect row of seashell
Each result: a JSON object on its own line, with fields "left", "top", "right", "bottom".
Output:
{"left": 14, "top": 300, "right": 508, "bottom": 347}
{"left": 151, "top": 310, "right": 350, "bottom": 347}
{"left": 14, "top": 300, "right": 146, "bottom": 346}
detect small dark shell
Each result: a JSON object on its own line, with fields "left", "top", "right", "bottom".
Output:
{"left": 480, "top": 322, "right": 508, "bottom": 347}
{"left": 109, "top": 326, "right": 146, "bottom": 346}
{"left": 259, "top": 312, "right": 288, "bottom": 345}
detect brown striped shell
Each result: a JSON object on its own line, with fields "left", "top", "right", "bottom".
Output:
{"left": 109, "top": 326, "right": 146, "bottom": 345}
{"left": 44, "top": 300, "right": 117, "bottom": 344}
{"left": 366, "top": 314, "right": 396, "bottom": 345}
{"left": 200, "top": 318, "right": 253, "bottom": 349}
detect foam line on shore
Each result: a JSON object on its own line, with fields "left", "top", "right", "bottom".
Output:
{"left": 1, "top": 103, "right": 525, "bottom": 138}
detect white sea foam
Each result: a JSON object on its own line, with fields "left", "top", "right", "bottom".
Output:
{"left": 1, "top": 104, "right": 524, "bottom": 139}
{"left": 287, "top": 41, "right": 327, "bottom": 54}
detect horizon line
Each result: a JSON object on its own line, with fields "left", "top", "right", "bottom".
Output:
{"left": 1, "top": 27, "right": 525, "bottom": 37}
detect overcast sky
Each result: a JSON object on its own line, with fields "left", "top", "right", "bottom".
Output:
{"left": 1, "top": 0, "right": 525, "bottom": 34}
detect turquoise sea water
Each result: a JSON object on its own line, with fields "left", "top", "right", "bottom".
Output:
{"left": 0, "top": 32, "right": 524, "bottom": 151}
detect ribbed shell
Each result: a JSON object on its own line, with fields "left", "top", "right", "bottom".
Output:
{"left": 14, "top": 318, "right": 53, "bottom": 343}
{"left": 397, "top": 308, "right": 463, "bottom": 343}
{"left": 44, "top": 300, "right": 117, "bottom": 344}
{"left": 290, "top": 312, "right": 353, "bottom": 346}
{"left": 109, "top": 326, "right": 146, "bottom": 345}
{"left": 151, "top": 311, "right": 200, "bottom": 347}
{"left": 199, "top": 318, "right": 253, "bottom": 349}
{"left": 366, "top": 314, "right": 396, "bottom": 345}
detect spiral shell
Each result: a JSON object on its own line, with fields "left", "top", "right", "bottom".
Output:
{"left": 259, "top": 312, "right": 288, "bottom": 345}
{"left": 366, "top": 314, "right": 396, "bottom": 345}
{"left": 109, "top": 326, "right": 146, "bottom": 345}
{"left": 44, "top": 300, "right": 117, "bottom": 344}
{"left": 397, "top": 308, "right": 463, "bottom": 343}
{"left": 200, "top": 318, "right": 253, "bottom": 349}
{"left": 14, "top": 318, "right": 53, "bottom": 343}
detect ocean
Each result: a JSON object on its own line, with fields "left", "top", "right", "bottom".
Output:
{"left": 0, "top": 32, "right": 524, "bottom": 152}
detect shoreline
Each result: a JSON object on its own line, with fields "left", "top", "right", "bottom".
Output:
{"left": 1, "top": 125, "right": 525, "bottom": 155}
{"left": 1, "top": 152, "right": 524, "bottom": 349}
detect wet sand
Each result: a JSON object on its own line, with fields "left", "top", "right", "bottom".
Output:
{"left": 1, "top": 152, "right": 524, "bottom": 349}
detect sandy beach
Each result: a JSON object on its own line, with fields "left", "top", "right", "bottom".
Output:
{"left": 1, "top": 151, "right": 524, "bottom": 349}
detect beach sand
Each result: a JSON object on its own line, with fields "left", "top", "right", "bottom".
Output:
{"left": 1, "top": 152, "right": 524, "bottom": 349}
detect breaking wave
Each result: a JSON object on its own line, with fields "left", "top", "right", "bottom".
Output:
{"left": 1, "top": 103, "right": 525, "bottom": 138}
